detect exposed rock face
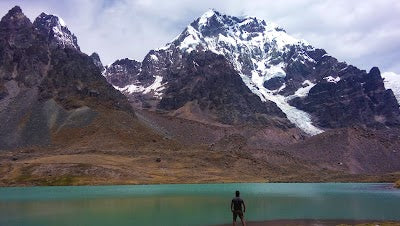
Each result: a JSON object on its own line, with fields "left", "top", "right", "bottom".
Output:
{"left": 90, "top": 52, "right": 104, "bottom": 73}
{"left": 0, "top": 6, "right": 133, "bottom": 150}
{"left": 38, "top": 47, "right": 132, "bottom": 111}
{"left": 290, "top": 67, "right": 400, "bottom": 128}
{"left": 33, "top": 12, "right": 79, "bottom": 50}
{"left": 104, "top": 58, "right": 141, "bottom": 88}
{"left": 0, "top": 6, "right": 48, "bottom": 87}
{"left": 103, "top": 48, "right": 291, "bottom": 127}
{"left": 104, "top": 9, "right": 400, "bottom": 135}
{"left": 158, "top": 51, "right": 290, "bottom": 127}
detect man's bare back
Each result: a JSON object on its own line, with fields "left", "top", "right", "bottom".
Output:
{"left": 231, "top": 191, "right": 246, "bottom": 226}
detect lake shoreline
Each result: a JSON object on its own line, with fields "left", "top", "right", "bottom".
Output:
{"left": 1, "top": 182, "right": 399, "bottom": 191}
{"left": 217, "top": 219, "right": 400, "bottom": 226}
{"left": 0, "top": 181, "right": 399, "bottom": 189}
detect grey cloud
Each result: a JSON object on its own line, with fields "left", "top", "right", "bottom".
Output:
{"left": 0, "top": 0, "right": 399, "bottom": 73}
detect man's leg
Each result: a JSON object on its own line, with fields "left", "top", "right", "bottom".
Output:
{"left": 239, "top": 213, "right": 246, "bottom": 226}
{"left": 232, "top": 211, "right": 237, "bottom": 226}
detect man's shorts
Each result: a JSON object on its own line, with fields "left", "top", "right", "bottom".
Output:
{"left": 233, "top": 210, "right": 244, "bottom": 221}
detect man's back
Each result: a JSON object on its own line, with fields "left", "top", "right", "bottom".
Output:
{"left": 231, "top": 191, "right": 246, "bottom": 226}
{"left": 232, "top": 197, "right": 244, "bottom": 211}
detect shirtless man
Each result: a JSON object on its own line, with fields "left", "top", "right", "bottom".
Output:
{"left": 231, "top": 190, "right": 246, "bottom": 226}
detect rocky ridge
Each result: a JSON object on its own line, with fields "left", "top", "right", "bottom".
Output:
{"left": 104, "top": 9, "right": 400, "bottom": 135}
{"left": 0, "top": 6, "right": 135, "bottom": 150}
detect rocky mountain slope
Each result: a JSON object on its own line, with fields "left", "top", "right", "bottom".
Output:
{"left": 0, "top": 6, "right": 399, "bottom": 186}
{"left": 104, "top": 9, "right": 400, "bottom": 135}
{"left": 0, "top": 6, "right": 148, "bottom": 150}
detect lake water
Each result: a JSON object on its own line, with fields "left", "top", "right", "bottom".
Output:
{"left": 0, "top": 183, "right": 399, "bottom": 226}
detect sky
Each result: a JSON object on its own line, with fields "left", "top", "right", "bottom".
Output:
{"left": 0, "top": 0, "right": 399, "bottom": 74}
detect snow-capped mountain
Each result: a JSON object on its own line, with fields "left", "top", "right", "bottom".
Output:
{"left": 168, "top": 10, "right": 323, "bottom": 134}
{"left": 33, "top": 12, "right": 79, "bottom": 50}
{"left": 382, "top": 72, "right": 400, "bottom": 104}
{"left": 1, "top": 6, "right": 400, "bottom": 185}
{"left": 104, "top": 9, "right": 400, "bottom": 135}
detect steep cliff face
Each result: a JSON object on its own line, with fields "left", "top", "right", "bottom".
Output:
{"left": 157, "top": 51, "right": 291, "bottom": 127}
{"left": 104, "top": 58, "right": 141, "bottom": 89}
{"left": 104, "top": 9, "right": 400, "bottom": 135}
{"left": 90, "top": 52, "right": 104, "bottom": 72}
{"left": 290, "top": 67, "right": 400, "bottom": 128}
{"left": 0, "top": 6, "right": 134, "bottom": 150}
{"left": 33, "top": 12, "right": 79, "bottom": 50}
{"left": 104, "top": 48, "right": 291, "bottom": 127}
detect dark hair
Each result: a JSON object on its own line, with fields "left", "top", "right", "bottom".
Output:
{"left": 235, "top": 190, "right": 240, "bottom": 197}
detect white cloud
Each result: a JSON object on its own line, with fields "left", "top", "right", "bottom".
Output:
{"left": 0, "top": 0, "right": 399, "bottom": 73}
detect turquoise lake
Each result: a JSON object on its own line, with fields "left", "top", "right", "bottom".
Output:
{"left": 0, "top": 183, "right": 399, "bottom": 226}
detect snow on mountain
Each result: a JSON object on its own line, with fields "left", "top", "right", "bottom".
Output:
{"left": 34, "top": 13, "right": 80, "bottom": 50}
{"left": 105, "top": 9, "right": 400, "bottom": 134}
{"left": 324, "top": 76, "right": 341, "bottom": 83}
{"left": 382, "top": 72, "right": 400, "bottom": 104}
{"left": 166, "top": 9, "right": 323, "bottom": 135}
{"left": 113, "top": 75, "right": 165, "bottom": 98}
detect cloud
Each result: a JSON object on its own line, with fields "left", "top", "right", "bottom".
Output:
{"left": 0, "top": 0, "right": 399, "bottom": 73}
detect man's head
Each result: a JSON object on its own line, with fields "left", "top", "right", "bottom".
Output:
{"left": 235, "top": 190, "right": 240, "bottom": 197}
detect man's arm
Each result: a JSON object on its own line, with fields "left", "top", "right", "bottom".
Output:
{"left": 231, "top": 200, "right": 234, "bottom": 212}
{"left": 242, "top": 201, "right": 246, "bottom": 213}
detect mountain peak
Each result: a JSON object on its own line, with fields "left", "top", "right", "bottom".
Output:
{"left": 171, "top": 9, "right": 310, "bottom": 58}
{"left": 90, "top": 52, "right": 104, "bottom": 72}
{"left": 369, "top": 66, "right": 381, "bottom": 76}
{"left": 0, "top": 6, "right": 31, "bottom": 27}
{"left": 198, "top": 9, "right": 218, "bottom": 22}
{"left": 33, "top": 13, "right": 79, "bottom": 50}
{"left": 36, "top": 12, "right": 67, "bottom": 27}
{"left": 90, "top": 52, "right": 101, "bottom": 60}
{"left": 8, "top": 5, "right": 23, "bottom": 15}
{"left": 193, "top": 9, "right": 283, "bottom": 33}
